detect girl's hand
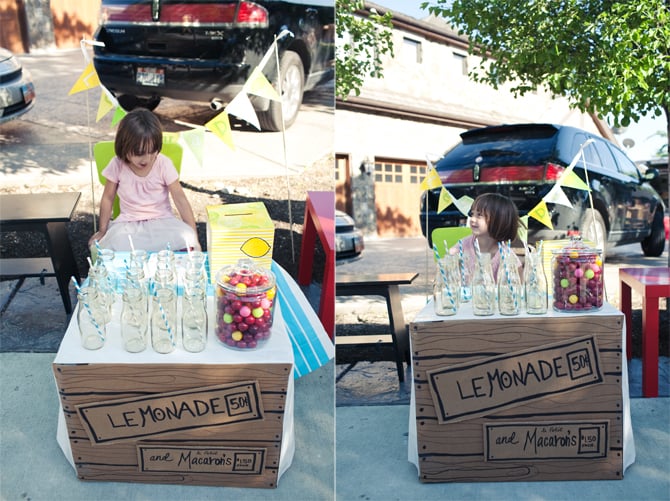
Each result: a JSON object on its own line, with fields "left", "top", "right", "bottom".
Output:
{"left": 88, "top": 231, "right": 105, "bottom": 249}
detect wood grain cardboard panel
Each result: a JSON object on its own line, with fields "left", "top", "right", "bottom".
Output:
{"left": 52, "top": 362, "right": 290, "bottom": 488}
{"left": 411, "top": 313, "right": 623, "bottom": 482}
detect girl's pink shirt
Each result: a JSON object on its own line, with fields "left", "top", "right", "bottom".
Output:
{"left": 450, "top": 234, "right": 522, "bottom": 281}
{"left": 102, "top": 153, "right": 178, "bottom": 222}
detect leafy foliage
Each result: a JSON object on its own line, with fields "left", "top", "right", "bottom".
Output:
{"left": 422, "top": 0, "right": 670, "bottom": 129}
{"left": 335, "top": 0, "right": 395, "bottom": 99}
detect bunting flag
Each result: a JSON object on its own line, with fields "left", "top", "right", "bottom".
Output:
{"left": 225, "top": 91, "right": 260, "bottom": 130}
{"left": 543, "top": 183, "right": 573, "bottom": 207}
{"left": 519, "top": 215, "right": 529, "bottom": 243}
{"left": 558, "top": 170, "right": 591, "bottom": 191}
{"left": 205, "top": 111, "right": 235, "bottom": 150}
{"left": 111, "top": 106, "right": 127, "bottom": 126}
{"left": 180, "top": 128, "right": 206, "bottom": 167}
{"left": 162, "top": 131, "right": 181, "bottom": 144}
{"left": 95, "top": 91, "right": 115, "bottom": 122}
{"left": 437, "top": 187, "right": 453, "bottom": 213}
{"left": 68, "top": 62, "right": 100, "bottom": 95}
{"left": 528, "top": 200, "right": 553, "bottom": 229}
{"left": 244, "top": 67, "right": 281, "bottom": 101}
{"left": 420, "top": 168, "right": 442, "bottom": 191}
{"left": 453, "top": 195, "right": 474, "bottom": 217}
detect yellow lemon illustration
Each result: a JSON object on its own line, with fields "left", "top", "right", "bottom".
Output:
{"left": 240, "top": 237, "right": 271, "bottom": 258}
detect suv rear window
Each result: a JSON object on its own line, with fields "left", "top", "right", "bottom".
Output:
{"left": 436, "top": 124, "right": 559, "bottom": 171}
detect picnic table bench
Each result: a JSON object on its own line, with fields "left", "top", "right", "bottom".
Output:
{"left": 0, "top": 192, "right": 81, "bottom": 314}
{"left": 336, "top": 271, "right": 419, "bottom": 382}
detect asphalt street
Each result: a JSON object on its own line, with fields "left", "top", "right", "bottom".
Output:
{"left": 1, "top": 48, "right": 334, "bottom": 187}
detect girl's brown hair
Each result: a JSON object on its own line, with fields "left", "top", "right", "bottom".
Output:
{"left": 114, "top": 108, "right": 163, "bottom": 162}
{"left": 471, "top": 193, "right": 521, "bottom": 242}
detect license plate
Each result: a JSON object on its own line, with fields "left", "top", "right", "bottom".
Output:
{"left": 21, "top": 82, "right": 35, "bottom": 103}
{"left": 136, "top": 67, "right": 165, "bottom": 87}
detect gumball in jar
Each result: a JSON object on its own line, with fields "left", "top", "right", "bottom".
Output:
{"left": 551, "top": 237, "right": 604, "bottom": 312}
{"left": 215, "top": 259, "right": 276, "bottom": 350}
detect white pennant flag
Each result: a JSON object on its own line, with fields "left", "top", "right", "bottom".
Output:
{"left": 225, "top": 91, "right": 260, "bottom": 130}
{"left": 543, "top": 184, "right": 573, "bottom": 207}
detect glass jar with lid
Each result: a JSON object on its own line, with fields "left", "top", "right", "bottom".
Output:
{"left": 551, "top": 237, "right": 604, "bottom": 312}
{"left": 215, "top": 259, "right": 276, "bottom": 350}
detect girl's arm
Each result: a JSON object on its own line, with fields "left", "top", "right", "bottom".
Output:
{"left": 168, "top": 180, "right": 197, "bottom": 233}
{"left": 88, "top": 181, "right": 118, "bottom": 247}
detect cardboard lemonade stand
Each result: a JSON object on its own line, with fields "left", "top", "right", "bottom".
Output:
{"left": 52, "top": 202, "right": 311, "bottom": 488}
{"left": 408, "top": 241, "right": 635, "bottom": 483}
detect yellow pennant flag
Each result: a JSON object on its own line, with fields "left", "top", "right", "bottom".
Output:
{"left": 437, "top": 187, "right": 453, "bottom": 213}
{"left": 528, "top": 200, "right": 553, "bottom": 229}
{"left": 244, "top": 67, "right": 281, "bottom": 101}
{"left": 558, "top": 170, "right": 591, "bottom": 191}
{"left": 95, "top": 91, "right": 115, "bottom": 122}
{"left": 206, "top": 111, "right": 235, "bottom": 150}
{"left": 420, "top": 168, "right": 442, "bottom": 191}
{"left": 111, "top": 106, "right": 127, "bottom": 126}
{"left": 68, "top": 62, "right": 101, "bottom": 95}
{"left": 181, "top": 128, "right": 206, "bottom": 167}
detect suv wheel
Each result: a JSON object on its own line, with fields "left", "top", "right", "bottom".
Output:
{"left": 641, "top": 209, "right": 666, "bottom": 257}
{"left": 580, "top": 208, "right": 607, "bottom": 259}
{"left": 258, "top": 51, "right": 304, "bottom": 131}
{"left": 117, "top": 94, "right": 161, "bottom": 112}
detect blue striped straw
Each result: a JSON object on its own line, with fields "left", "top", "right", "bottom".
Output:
{"left": 71, "top": 276, "right": 105, "bottom": 342}
{"left": 433, "top": 244, "right": 455, "bottom": 308}
{"left": 152, "top": 284, "right": 175, "bottom": 347}
{"left": 94, "top": 240, "right": 102, "bottom": 262}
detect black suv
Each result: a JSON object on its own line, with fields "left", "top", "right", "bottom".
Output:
{"left": 92, "top": 0, "right": 334, "bottom": 131}
{"left": 420, "top": 123, "right": 666, "bottom": 257}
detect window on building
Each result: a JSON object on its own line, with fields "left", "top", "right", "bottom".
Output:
{"left": 453, "top": 51, "right": 467, "bottom": 75}
{"left": 403, "top": 37, "right": 422, "bottom": 64}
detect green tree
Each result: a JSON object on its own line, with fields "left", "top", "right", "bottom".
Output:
{"left": 336, "top": 0, "right": 395, "bottom": 99}
{"left": 423, "top": 0, "right": 669, "bottom": 161}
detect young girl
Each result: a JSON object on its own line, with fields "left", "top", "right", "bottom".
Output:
{"left": 88, "top": 108, "right": 200, "bottom": 252}
{"left": 450, "top": 193, "right": 523, "bottom": 280}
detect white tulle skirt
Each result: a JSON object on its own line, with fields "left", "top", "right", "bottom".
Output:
{"left": 97, "top": 217, "right": 201, "bottom": 252}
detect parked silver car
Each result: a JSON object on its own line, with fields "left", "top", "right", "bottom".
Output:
{"left": 0, "top": 48, "right": 35, "bottom": 124}
{"left": 336, "top": 210, "right": 364, "bottom": 260}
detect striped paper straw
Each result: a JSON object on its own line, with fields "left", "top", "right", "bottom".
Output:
{"left": 71, "top": 276, "right": 105, "bottom": 342}
{"left": 433, "top": 244, "right": 455, "bottom": 308}
{"left": 152, "top": 284, "right": 175, "bottom": 348}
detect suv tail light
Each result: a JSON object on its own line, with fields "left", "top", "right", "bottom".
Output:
{"left": 440, "top": 163, "right": 566, "bottom": 184}
{"left": 102, "top": 1, "right": 268, "bottom": 27}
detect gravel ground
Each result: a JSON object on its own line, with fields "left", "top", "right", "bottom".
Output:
{"left": 0, "top": 155, "right": 333, "bottom": 284}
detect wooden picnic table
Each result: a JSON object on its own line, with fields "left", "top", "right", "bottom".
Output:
{"left": 336, "top": 271, "right": 419, "bottom": 382}
{"left": 0, "top": 192, "right": 81, "bottom": 314}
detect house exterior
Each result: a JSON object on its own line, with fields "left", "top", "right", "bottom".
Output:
{"left": 1, "top": 0, "right": 100, "bottom": 54}
{"left": 335, "top": 2, "right": 615, "bottom": 238}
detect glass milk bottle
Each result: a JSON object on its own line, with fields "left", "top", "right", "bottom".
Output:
{"left": 433, "top": 255, "right": 460, "bottom": 316}
{"left": 88, "top": 262, "right": 114, "bottom": 324}
{"left": 182, "top": 287, "right": 208, "bottom": 352}
{"left": 151, "top": 287, "right": 177, "bottom": 354}
{"left": 77, "top": 286, "right": 106, "bottom": 350}
{"left": 121, "top": 268, "right": 148, "bottom": 353}
{"left": 471, "top": 252, "right": 496, "bottom": 316}
{"left": 497, "top": 258, "right": 522, "bottom": 316}
{"left": 524, "top": 250, "right": 548, "bottom": 314}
